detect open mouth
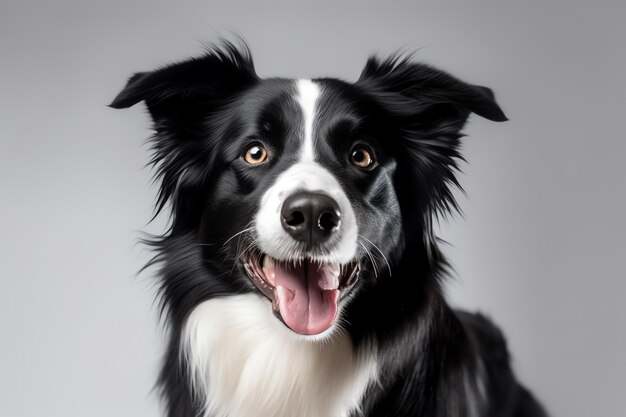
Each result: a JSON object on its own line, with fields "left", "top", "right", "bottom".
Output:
{"left": 243, "top": 253, "right": 360, "bottom": 335}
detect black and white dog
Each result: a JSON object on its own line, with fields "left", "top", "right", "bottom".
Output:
{"left": 111, "top": 41, "right": 547, "bottom": 417}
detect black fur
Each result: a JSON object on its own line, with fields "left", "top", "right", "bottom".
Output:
{"left": 111, "top": 40, "right": 547, "bottom": 417}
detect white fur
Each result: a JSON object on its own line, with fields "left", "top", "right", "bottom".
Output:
{"left": 296, "top": 79, "right": 319, "bottom": 162}
{"left": 254, "top": 79, "right": 359, "bottom": 264}
{"left": 182, "top": 294, "right": 378, "bottom": 417}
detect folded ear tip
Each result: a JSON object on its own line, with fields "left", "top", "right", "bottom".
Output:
{"left": 473, "top": 85, "right": 508, "bottom": 122}
{"left": 475, "top": 85, "right": 496, "bottom": 100}
{"left": 492, "top": 109, "right": 509, "bottom": 122}
{"left": 108, "top": 95, "right": 132, "bottom": 109}
{"left": 109, "top": 72, "right": 150, "bottom": 109}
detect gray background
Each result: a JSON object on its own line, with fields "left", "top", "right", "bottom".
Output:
{"left": 1, "top": 1, "right": 624, "bottom": 416}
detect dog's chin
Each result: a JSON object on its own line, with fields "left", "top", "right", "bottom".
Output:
{"left": 243, "top": 252, "right": 360, "bottom": 336}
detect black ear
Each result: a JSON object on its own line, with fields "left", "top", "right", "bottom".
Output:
{"left": 109, "top": 42, "right": 259, "bottom": 227}
{"left": 109, "top": 72, "right": 151, "bottom": 109}
{"left": 357, "top": 55, "right": 507, "bottom": 124}
{"left": 109, "top": 41, "right": 258, "bottom": 127}
{"left": 356, "top": 54, "right": 508, "bottom": 236}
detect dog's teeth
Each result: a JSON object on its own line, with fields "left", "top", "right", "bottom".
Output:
{"left": 263, "top": 256, "right": 277, "bottom": 285}
{"left": 275, "top": 286, "right": 285, "bottom": 304}
{"left": 273, "top": 287, "right": 282, "bottom": 310}
{"left": 263, "top": 256, "right": 275, "bottom": 269}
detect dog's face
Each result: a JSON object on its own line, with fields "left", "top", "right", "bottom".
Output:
{"left": 199, "top": 78, "right": 403, "bottom": 335}
{"left": 111, "top": 43, "right": 505, "bottom": 336}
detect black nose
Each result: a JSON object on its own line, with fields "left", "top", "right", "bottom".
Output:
{"left": 280, "top": 192, "right": 341, "bottom": 246}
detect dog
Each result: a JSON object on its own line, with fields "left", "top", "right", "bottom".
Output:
{"left": 111, "top": 41, "right": 547, "bottom": 417}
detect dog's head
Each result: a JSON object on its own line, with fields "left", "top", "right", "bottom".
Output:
{"left": 111, "top": 42, "right": 505, "bottom": 337}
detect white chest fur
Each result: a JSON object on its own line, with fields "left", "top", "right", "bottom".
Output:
{"left": 182, "top": 294, "right": 377, "bottom": 417}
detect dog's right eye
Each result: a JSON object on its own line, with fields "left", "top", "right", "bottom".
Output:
{"left": 243, "top": 143, "right": 269, "bottom": 165}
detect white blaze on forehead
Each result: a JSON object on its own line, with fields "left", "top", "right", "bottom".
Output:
{"left": 296, "top": 79, "right": 320, "bottom": 161}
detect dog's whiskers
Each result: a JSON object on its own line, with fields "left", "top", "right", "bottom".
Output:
{"left": 234, "top": 225, "right": 254, "bottom": 264}
{"left": 361, "top": 236, "right": 392, "bottom": 276}
{"left": 234, "top": 241, "right": 258, "bottom": 266}
{"left": 359, "top": 241, "right": 379, "bottom": 278}
{"left": 223, "top": 224, "right": 255, "bottom": 246}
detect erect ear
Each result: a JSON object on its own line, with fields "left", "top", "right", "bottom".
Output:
{"left": 357, "top": 55, "right": 507, "bottom": 127}
{"left": 109, "top": 41, "right": 258, "bottom": 128}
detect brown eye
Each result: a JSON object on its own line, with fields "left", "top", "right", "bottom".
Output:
{"left": 350, "top": 146, "right": 374, "bottom": 169}
{"left": 243, "top": 143, "right": 268, "bottom": 165}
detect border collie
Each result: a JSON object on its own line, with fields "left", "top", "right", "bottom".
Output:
{"left": 111, "top": 41, "right": 547, "bottom": 417}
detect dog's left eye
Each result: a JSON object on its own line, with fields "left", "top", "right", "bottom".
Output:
{"left": 243, "top": 143, "right": 269, "bottom": 165}
{"left": 349, "top": 145, "right": 375, "bottom": 169}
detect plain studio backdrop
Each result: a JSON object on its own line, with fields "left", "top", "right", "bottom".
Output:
{"left": 1, "top": 1, "right": 624, "bottom": 416}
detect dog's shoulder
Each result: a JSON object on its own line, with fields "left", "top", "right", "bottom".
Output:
{"left": 455, "top": 310, "right": 549, "bottom": 417}
{"left": 455, "top": 310, "right": 510, "bottom": 364}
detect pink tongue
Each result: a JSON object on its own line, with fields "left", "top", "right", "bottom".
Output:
{"left": 264, "top": 261, "right": 340, "bottom": 335}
